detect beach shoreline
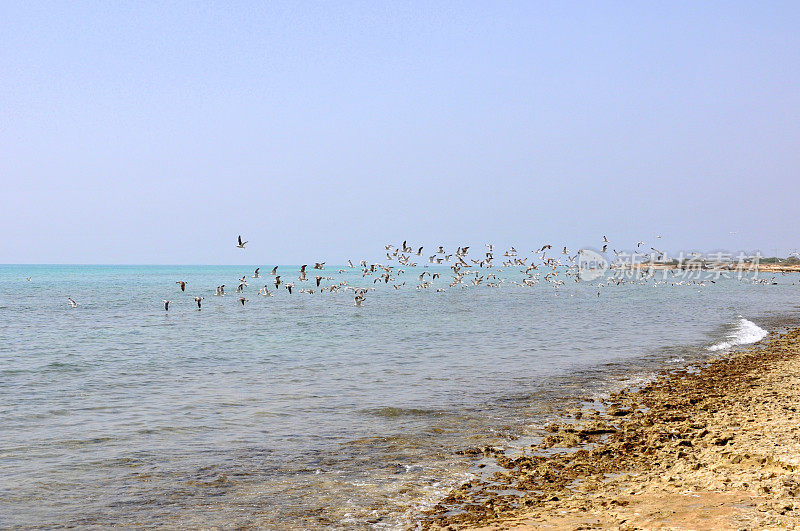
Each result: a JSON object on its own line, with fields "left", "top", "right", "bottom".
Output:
{"left": 611, "top": 262, "right": 800, "bottom": 274}
{"left": 420, "top": 328, "right": 800, "bottom": 529}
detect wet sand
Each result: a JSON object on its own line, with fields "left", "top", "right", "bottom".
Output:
{"left": 421, "top": 328, "right": 800, "bottom": 529}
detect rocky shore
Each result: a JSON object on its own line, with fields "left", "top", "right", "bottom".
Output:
{"left": 420, "top": 329, "right": 800, "bottom": 529}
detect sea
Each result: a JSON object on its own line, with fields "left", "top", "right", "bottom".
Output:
{"left": 2, "top": 263, "right": 799, "bottom": 528}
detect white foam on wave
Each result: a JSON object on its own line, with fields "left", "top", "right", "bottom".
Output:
{"left": 707, "top": 317, "right": 768, "bottom": 352}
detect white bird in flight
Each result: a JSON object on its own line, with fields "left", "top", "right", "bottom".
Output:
{"left": 258, "top": 285, "right": 272, "bottom": 296}
{"left": 236, "top": 235, "right": 248, "bottom": 249}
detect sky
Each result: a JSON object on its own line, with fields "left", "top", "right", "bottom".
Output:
{"left": 1, "top": 1, "right": 799, "bottom": 264}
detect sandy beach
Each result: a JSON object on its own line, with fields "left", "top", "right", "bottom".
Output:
{"left": 421, "top": 328, "right": 800, "bottom": 529}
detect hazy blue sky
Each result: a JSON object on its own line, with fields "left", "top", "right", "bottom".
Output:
{"left": 2, "top": 1, "right": 799, "bottom": 264}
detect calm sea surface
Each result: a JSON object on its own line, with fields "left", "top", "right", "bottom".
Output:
{"left": 2, "top": 264, "right": 799, "bottom": 528}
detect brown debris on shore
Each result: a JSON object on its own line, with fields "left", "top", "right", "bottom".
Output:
{"left": 420, "top": 329, "right": 800, "bottom": 529}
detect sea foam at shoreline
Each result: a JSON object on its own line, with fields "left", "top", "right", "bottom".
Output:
{"left": 707, "top": 317, "right": 769, "bottom": 351}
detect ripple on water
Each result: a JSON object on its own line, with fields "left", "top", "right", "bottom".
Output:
{"left": 3, "top": 265, "right": 800, "bottom": 527}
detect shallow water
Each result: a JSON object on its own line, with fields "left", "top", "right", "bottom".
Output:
{"left": 2, "top": 264, "right": 799, "bottom": 528}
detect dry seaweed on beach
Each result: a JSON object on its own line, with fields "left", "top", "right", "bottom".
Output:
{"left": 421, "top": 329, "right": 800, "bottom": 529}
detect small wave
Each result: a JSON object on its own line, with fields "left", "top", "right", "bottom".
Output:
{"left": 707, "top": 318, "right": 767, "bottom": 351}
{"left": 364, "top": 407, "right": 443, "bottom": 419}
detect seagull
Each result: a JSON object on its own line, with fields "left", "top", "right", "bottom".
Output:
{"left": 286, "top": 282, "right": 294, "bottom": 294}
{"left": 176, "top": 281, "right": 186, "bottom": 292}
{"left": 67, "top": 297, "right": 78, "bottom": 308}
{"left": 313, "top": 262, "right": 325, "bottom": 270}
{"left": 238, "top": 297, "right": 248, "bottom": 306}
{"left": 271, "top": 266, "right": 278, "bottom": 275}
{"left": 236, "top": 235, "right": 248, "bottom": 249}
{"left": 258, "top": 285, "right": 272, "bottom": 296}
{"left": 253, "top": 267, "right": 260, "bottom": 278}
{"left": 603, "top": 235, "right": 609, "bottom": 243}
{"left": 162, "top": 299, "right": 170, "bottom": 311}
{"left": 636, "top": 241, "right": 644, "bottom": 248}
{"left": 274, "top": 275, "right": 282, "bottom": 287}
{"left": 354, "top": 293, "right": 365, "bottom": 306}
{"left": 26, "top": 277, "right": 31, "bottom": 282}
{"left": 194, "top": 296, "right": 203, "bottom": 310}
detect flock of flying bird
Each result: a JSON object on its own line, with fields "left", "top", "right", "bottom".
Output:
{"left": 59, "top": 234, "right": 780, "bottom": 311}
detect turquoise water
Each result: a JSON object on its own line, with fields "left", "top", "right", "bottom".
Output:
{"left": 2, "top": 264, "right": 799, "bottom": 528}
